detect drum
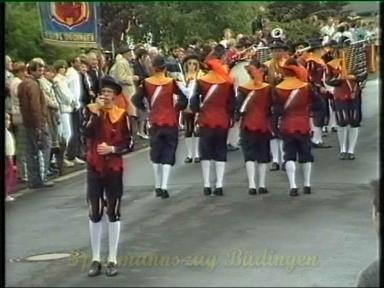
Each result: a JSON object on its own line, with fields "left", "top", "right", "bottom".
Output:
{"left": 230, "top": 60, "right": 250, "bottom": 87}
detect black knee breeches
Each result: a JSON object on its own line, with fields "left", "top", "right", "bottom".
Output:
{"left": 87, "top": 167, "right": 123, "bottom": 223}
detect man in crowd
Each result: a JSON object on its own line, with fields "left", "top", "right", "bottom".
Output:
{"left": 18, "top": 60, "right": 54, "bottom": 189}
{"left": 109, "top": 45, "right": 139, "bottom": 131}
{"left": 133, "top": 48, "right": 151, "bottom": 139}
{"left": 66, "top": 56, "right": 86, "bottom": 164}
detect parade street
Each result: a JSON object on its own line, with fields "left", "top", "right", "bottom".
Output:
{"left": 5, "top": 78, "right": 379, "bottom": 287}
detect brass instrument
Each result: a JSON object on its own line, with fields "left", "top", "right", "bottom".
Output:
{"left": 340, "top": 39, "right": 368, "bottom": 81}
{"left": 271, "top": 28, "right": 285, "bottom": 40}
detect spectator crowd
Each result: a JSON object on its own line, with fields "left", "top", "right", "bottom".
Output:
{"left": 4, "top": 13, "right": 380, "bottom": 202}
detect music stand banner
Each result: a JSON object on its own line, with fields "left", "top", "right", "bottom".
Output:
{"left": 38, "top": 2, "right": 100, "bottom": 48}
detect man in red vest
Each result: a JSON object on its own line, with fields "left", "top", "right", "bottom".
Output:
{"left": 132, "top": 55, "right": 188, "bottom": 199}
{"left": 190, "top": 45, "right": 236, "bottom": 196}
{"left": 82, "top": 76, "right": 134, "bottom": 277}
{"left": 274, "top": 58, "right": 316, "bottom": 197}
{"left": 236, "top": 59, "right": 272, "bottom": 195}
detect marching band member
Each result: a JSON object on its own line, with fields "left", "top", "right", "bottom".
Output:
{"left": 236, "top": 60, "right": 272, "bottom": 195}
{"left": 132, "top": 55, "right": 188, "bottom": 198}
{"left": 325, "top": 41, "right": 364, "bottom": 160}
{"left": 274, "top": 57, "right": 316, "bottom": 196}
{"left": 181, "top": 54, "right": 205, "bottom": 164}
{"left": 190, "top": 44, "right": 236, "bottom": 196}
{"left": 293, "top": 40, "right": 310, "bottom": 66}
{"left": 304, "top": 39, "right": 332, "bottom": 148}
{"left": 322, "top": 40, "right": 338, "bottom": 133}
{"left": 82, "top": 76, "right": 134, "bottom": 277}
{"left": 264, "top": 39, "right": 290, "bottom": 171}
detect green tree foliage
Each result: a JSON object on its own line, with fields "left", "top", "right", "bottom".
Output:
{"left": 100, "top": 2, "right": 262, "bottom": 50}
{"left": 5, "top": 3, "right": 81, "bottom": 63}
{"left": 266, "top": 1, "right": 350, "bottom": 22}
{"left": 5, "top": 1, "right": 352, "bottom": 61}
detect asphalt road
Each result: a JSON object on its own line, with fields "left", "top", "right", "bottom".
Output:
{"left": 5, "top": 78, "right": 380, "bottom": 287}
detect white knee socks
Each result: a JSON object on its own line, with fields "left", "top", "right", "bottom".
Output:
{"left": 337, "top": 126, "right": 348, "bottom": 153}
{"left": 278, "top": 139, "right": 284, "bottom": 160}
{"left": 285, "top": 161, "right": 297, "bottom": 189}
{"left": 347, "top": 127, "right": 359, "bottom": 154}
{"left": 270, "top": 139, "right": 279, "bottom": 163}
{"left": 258, "top": 163, "right": 267, "bottom": 188}
{"left": 245, "top": 161, "right": 256, "bottom": 189}
{"left": 201, "top": 160, "right": 211, "bottom": 188}
{"left": 194, "top": 137, "right": 200, "bottom": 158}
{"left": 108, "top": 221, "right": 121, "bottom": 264}
{"left": 89, "top": 220, "right": 102, "bottom": 262}
{"left": 161, "top": 164, "right": 171, "bottom": 190}
{"left": 215, "top": 161, "right": 225, "bottom": 188}
{"left": 152, "top": 163, "right": 162, "bottom": 189}
{"left": 312, "top": 127, "right": 323, "bottom": 144}
{"left": 302, "top": 162, "right": 312, "bottom": 187}
{"left": 185, "top": 137, "right": 193, "bottom": 158}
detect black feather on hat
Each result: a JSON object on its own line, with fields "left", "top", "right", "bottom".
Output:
{"left": 101, "top": 76, "right": 122, "bottom": 94}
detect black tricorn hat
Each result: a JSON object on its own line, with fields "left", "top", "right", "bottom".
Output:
{"left": 293, "top": 40, "right": 310, "bottom": 49}
{"left": 101, "top": 76, "right": 122, "bottom": 94}
{"left": 182, "top": 54, "right": 201, "bottom": 66}
{"left": 308, "top": 39, "right": 324, "bottom": 50}
{"left": 152, "top": 55, "right": 168, "bottom": 69}
{"left": 269, "top": 39, "right": 289, "bottom": 50}
{"left": 235, "top": 36, "right": 254, "bottom": 48}
{"left": 117, "top": 44, "right": 134, "bottom": 54}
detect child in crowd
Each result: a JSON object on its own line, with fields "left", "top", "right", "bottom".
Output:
{"left": 5, "top": 113, "right": 16, "bottom": 202}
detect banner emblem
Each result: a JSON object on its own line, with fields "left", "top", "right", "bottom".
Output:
{"left": 50, "top": 2, "right": 90, "bottom": 30}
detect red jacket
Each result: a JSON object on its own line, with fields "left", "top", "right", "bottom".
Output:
{"left": 275, "top": 78, "right": 311, "bottom": 135}
{"left": 237, "top": 82, "right": 272, "bottom": 133}
{"left": 326, "top": 61, "right": 360, "bottom": 101}
{"left": 82, "top": 104, "right": 132, "bottom": 174}
{"left": 132, "top": 77, "right": 187, "bottom": 127}
{"left": 192, "top": 72, "right": 235, "bottom": 129}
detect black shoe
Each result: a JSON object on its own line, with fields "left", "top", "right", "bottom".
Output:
{"left": 47, "top": 169, "right": 58, "bottom": 177}
{"left": 312, "top": 142, "right": 332, "bottom": 149}
{"left": 184, "top": 157, "right": 193, "bottom": 164}
{"left": 270, "top": 162, "right": 280, "bottom": 171}
{"left": 161, "top": 189, "right": 170, "bottom": 199}
{"left": 203, "top": 187, "right": 212, "bottom": 196}
{"left": 50, "top": 163, "right": 59, "bottom": 170}
{"left": 213, "top": 187, "right": 224, "bottom": 196}
{"left": 88, "top": 261, "right": 102, "bottom": 277}
{"left": 347, "top": 153, "right": 355, "bottom": 160}
{"left": 289, "top": 188, "right": 299, "bottom": 197}
{"left": 303, "top": 186, "right": 311, "bottom": 194}
{"left": 193, "top": 157, "right": 201, "bottom": 163}
{"left": 323, "top": 127, "right": 328, "bottom": 133}
{"left": 227, "top": 144, "right": 239, "bottom": 152}
{"left": 155, "top": 188, "right": 163, "bottom": 197}
{"left": 281, "top": 162, "right": 286, "bottom": 171}
{"left": 105, "top": 262, "right": 118, "bottom": 277}
{"left": 331, "top": 127, "right": 338, "bottom": 132}
{"left": 339, "top": 152, "right": 347, "bottom": 160}
{"left": 248, "top": 188, "right": 257, "bottom": 195}
{"left": 29, "top": 181, "right": 54, "bottom": 189}
{"left": 258, "top": 187, "right": 269, "bottom": 194}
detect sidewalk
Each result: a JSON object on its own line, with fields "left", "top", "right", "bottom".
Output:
{"left": 13, "top": 135, "right": 151, "bottom": 192}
